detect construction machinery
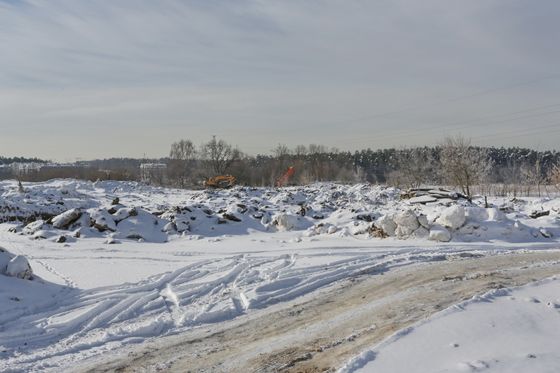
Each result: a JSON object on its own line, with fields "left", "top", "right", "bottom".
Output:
{"left": 276, "top": 166, "right": 295, "bottom": 187}
{"left": 204, "top": 175, "right": 236, "bottom": 189}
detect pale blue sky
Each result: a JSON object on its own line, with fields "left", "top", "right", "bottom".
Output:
{"left": 1, "top": 0, "right": 560, "bottom": 160}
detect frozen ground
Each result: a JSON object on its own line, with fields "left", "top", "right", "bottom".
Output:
{"left": 82, "top": 251, "right": 560, "bottom": 373}
{"left": 342, "top": 277, "right": 560, "bottom": 373}
{"left": 0, "top": 179, "right": 559, "bottom": 372}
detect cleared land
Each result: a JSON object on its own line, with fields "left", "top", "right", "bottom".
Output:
{"left": 80, "top": 251, "right": 560, "bottom": 373}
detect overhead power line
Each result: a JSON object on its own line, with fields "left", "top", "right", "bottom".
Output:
{"left": 316, "top": 74, "right": 560, "bottom": 128}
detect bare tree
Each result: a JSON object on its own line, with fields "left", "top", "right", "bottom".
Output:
{"left": 504, "top": 160, "right": 522, "bottom": 196}
{"left": 169, "top": 139, "right": 197, "bottom": 161}
{"left": 439, "top": 136, "right": 492, "bottom": 199}
{"left": 307, "top": 144, "right": 329, "bottom": 181}
{"left": 273, "top": 144, "right": 291, "bottom": 159}
{"left": 391, "top": 147, "right": 436, "bottom": 189}
{"left": 168, "top": 139, "right": 198, "bottom": 187}
{"left": 200, "top": 136, "right": 241, "bottom": 175}
{"left": 293, "top": 145, "right": 307, "bottom": 157}
{"left": 550, "top": 164, "right": 560, "bottom": 193}
{"left": 521, "top": 154, "right": 546, "bottom": 196}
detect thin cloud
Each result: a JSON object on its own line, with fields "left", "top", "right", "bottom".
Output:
{"left": 0, "top": 0, "right": 559, "bottom": 159}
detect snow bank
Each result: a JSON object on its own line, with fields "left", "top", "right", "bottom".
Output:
{"left": 0, "top": 179, "right": 559, "bottom": 372}
{"left": 429, "top": 224, "right": 452, "bottom": 242}
{"left": 5, "top": 255, "right": 33, "bottom": 279}
{"left": 0, "top": 248, "right": 12, "bottom": 273}
{"left": 273, "top": 213, "right": 304, "bottom": 231}
{"left": 376, "top": 215, "right": 397, "bottom": 236}
{"left": 436, "top": 205, "right": 466, "bottom": 230}
{"left": 0, "top": 249, "right": 33, "bottom": 280}
{"left": 1, "top": 179, "right": 559, "bottom": 245}
{"left": 394, "top": 210, "right": 420, "bottom": 238}
{"left": 52, "top": 208, "right": 82, "bottom": 229}
{"left": 342, "top": 278, "right": 560, "bottom": 373}
{"left": 91, "top": 209, "right": 117, "bottom": 232}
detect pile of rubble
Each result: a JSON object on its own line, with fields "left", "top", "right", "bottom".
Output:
{"left": 371, "top": 205, "right": 466, "bottom": 242}
{"left": 3, "top": 180, "right": 558, "bottom": 244}
{"left": 401, "top": 188, "right": 470, "bottom": 204}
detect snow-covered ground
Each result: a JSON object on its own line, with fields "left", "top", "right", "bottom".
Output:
{"left": 341, "top": 277, "right": 560, "bottom": 373}
{"left": 0, "top": 179, "right": 560, "bottom": 372}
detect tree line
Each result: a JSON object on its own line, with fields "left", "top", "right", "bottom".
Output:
{"left": 0, "top": 156, "right": 47, "bottom": 165}
{"left": 3, "top": 136, "right": 560, "bottom": 197}
{"left": 160, "top": 135, "right": 560, "bottom": 197}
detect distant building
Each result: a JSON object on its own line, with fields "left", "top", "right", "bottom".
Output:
{"left": 140, "top": 163, "right": 167, "bottom": 184}
{"left": 11, "top": 162, "right": 44, "bottom": 176}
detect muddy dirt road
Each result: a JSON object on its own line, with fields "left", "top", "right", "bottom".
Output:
{"left": 79, "top": 251, "right": 560, "bottom": 373}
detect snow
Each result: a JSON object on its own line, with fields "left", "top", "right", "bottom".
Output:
{"left": 3, "top": 179, "right": 560, "bottom": 245}
{"left": 377, "top": 214, "right": 397, "bottom": 236}
{"left": 341, "top": 277, "right": 560, "bottom": 373}
{"left": 407, "top": 195, "right": 438, "bottom": 204}
{"left": 5, "top": 255, "right": 33, "bottom": 279}
{"left": 0, "top": 249, "right": 12, "bottom": 273}
{"left": 51, "top": 208, "right": 82, "bottom": 229}
{"left": 90, "top": 209, "right": 117, "bottom": 232}
{"left": 436, "top": 205, "right": 467, "bottom": 230}
{"left": 0, "top": 179, "right": 560, "bottom": 371}
{"left": 272, "top": 213, "right": 305, "bottom": 231}
{"left": 429, "top": 224, "right": 452, "bottom": 242}
{"left": 394, "top": 210, "right": 420, "bottom": 237}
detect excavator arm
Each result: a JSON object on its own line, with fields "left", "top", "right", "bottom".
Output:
{"left": 276, "top": 166, "right": 295, "bottom": 187}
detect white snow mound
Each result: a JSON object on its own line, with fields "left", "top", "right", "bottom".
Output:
{"left": 429, "top": 224, "right": 452, "bottom": 242}
{"left": 436, "top": 206, "right": 466, "bottom": 230}
{"left": 376, "top": 215, "right": 397, "bottom": 236}
{"left": 394, "top": 210, "right": 420, "bottom": 237}
{"left": 273, "top": 213, "right": 302, "bottom": 231}
{"left": 5, "top": 255, "right": 33, "bottom": 280}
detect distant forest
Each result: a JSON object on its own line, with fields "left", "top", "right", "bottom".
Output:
{"left": 0, "top": 156, "right": 47, "bottom": 165}
{"left": 4, "top": 139, "right": 560, "bottom": 196}
{"left": 76, "top": 145, "right": 560, "bottom": 183}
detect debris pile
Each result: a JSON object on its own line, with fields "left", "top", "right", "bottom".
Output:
{"left": 0, "top": 179, "right": 557, "bottom": 244}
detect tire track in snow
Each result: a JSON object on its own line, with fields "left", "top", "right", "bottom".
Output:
{"left": 0, "top": 248, "right": 506, "bottom": 372}
{"left": 83, "top": 251, "right": 560, "bottom": 373}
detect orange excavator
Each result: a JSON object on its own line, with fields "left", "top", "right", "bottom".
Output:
{"left": 204, "top": 175, "right": 236, "bottom": 189}
{"left": 276, "top": 166, "right": 295, "bottom": 187}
